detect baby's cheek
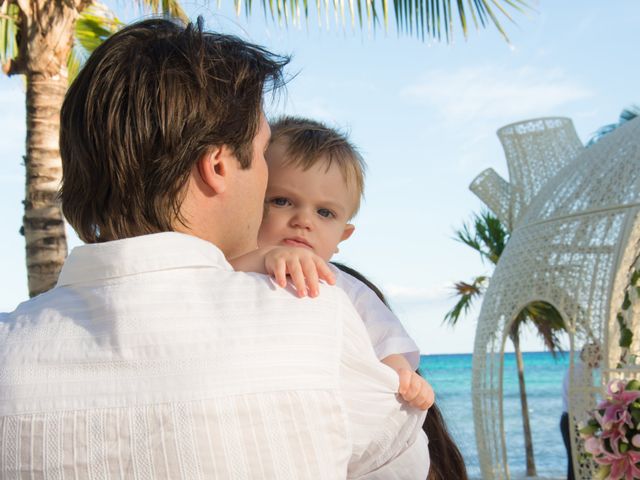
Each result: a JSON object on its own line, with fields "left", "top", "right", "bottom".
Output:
{"left": 257, "top": 221, "right": 277, "bottom": 248}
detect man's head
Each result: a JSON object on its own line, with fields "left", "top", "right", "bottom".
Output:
{"left": 257, "top": 116, "right": 366, "bottom": 261}
{"left": 60, "top": 17, "right": 288, "bottom": 256}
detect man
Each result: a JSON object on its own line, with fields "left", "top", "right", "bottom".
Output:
{"left": 560, "top": 343, "right": 601, "bottom": 480}
{"left": 0, "top": 17, "right": 428, "bottom": 478}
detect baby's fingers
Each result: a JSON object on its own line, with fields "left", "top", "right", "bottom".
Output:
{"left": 403, "top": 376, "right": 423, "bottom": 403}
{"left": 409, "top": 380, "right": 435, "bottom": 410}
{"left": 301, "top": 257, "right": 320, "bottom": 297}
{"left": 286, "top": 259, "right": 307, "bottom": 297}
{"left": 397, "top": 369, "right": 413, "bottom": 396}
{"left": 316, "top": 259, "right": 336, "bottom": 286}
{"left": 271, "top": 258, "right": 288, "bottom": 288}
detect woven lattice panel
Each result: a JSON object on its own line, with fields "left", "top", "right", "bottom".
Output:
{"left": 471, "top": 117, "right": 584, "bottom": 231}
{"left": 470, "top": 117, "right": 640, "bottom": 479}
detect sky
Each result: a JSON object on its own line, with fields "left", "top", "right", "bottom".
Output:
{"left": 1, "top": 1, "right": 638, "bottom": 354}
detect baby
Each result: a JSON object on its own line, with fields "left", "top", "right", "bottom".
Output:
{"left": 231, "top": 116, "right": 434, "bottom": 410}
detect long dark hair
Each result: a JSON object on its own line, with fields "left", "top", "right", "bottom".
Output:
{"left": 331, "top": 262, "right": 469, "bottom": 480}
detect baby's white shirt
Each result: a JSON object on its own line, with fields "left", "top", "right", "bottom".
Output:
{"left": 330, "top": 264, "right": 421, "bottom": 370}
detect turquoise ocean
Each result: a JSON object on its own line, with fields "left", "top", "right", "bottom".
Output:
{"left": 419, "top": 351, "right": 571, "bottom": 479}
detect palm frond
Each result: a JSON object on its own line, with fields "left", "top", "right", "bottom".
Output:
{"left": 67, "top": 2, "right": 122, "bottom": 83}
{"left": 136, "top": 0, "right": 189, "bottom": 22}
{"left": 0, "top": 1, "right": 19, "bottom": 68}
{"left": 474, "top": 210, "right": 508, "bottom": 263}
{"left": 513, "top": 301, "right": 566, "bottom": 357}
{"left": 249, "top": 0, "right": 530, "bottom": 42}
{"left": 454, "top": 210, "right": 509, "bottom": 265}
{"left": 587, "top": 105, "right": 640, "bottom": 147}
{"left": 455, "top": 221, "right": 483, "bottom": 254}
{"left": 443, "top": 275, "right": 488, "bottom": 326}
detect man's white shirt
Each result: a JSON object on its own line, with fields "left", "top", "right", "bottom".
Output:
{"left": 0, "top": 232, "right": 428, "bottom": 479}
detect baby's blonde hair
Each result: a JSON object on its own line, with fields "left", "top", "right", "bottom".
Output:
{"left": 269, "top": 116, "right": 366, "bottom": 217}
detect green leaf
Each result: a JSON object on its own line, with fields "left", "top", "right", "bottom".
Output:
{"left": 254, "top": 0, "right": 529, "bottom": 42}
{"left": 67, "top": 3, "right": 123, "bottom": 83}
{"left": 619, "top": 327, "right": 633, "bottom": 348}
{"left": 75, "top": 5, "right": 121, "bottom": 54}
{"left": 622, "top": 292, "right": 631, "bottom": 310}
{"left": 596, "top": 465, "right": 611, "bottom": 480}
{"left": 0, "top": 2, "right": 20, "bottom": 67}
{"left": 140, "top": 0, "right": 189, "bottom": 22}
{"left": 579, "top": 423, "right": 598, "bottom": 436}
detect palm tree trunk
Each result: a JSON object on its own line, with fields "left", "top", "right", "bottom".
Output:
{"left": 512, "top": 333, "right": 537, "bottom": 477}
{"left": 20, "top": 1, "right": 82, "bottom": 296}
{"left": 23, "top": 74, "right": 68, "bottom": 296}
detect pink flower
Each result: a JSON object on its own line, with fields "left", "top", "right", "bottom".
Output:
{"left": 584, "top": 380, "right": 640, "bottom": 479}
{"left": 593, "top": 449, "right": 640, "bottom": 480}
{"left": 601, "top": 427, "right": 627, "bottom": 456}
{"left": 598, "top": 381, "right": 640, "bottom": 435}
{"left": 585, "top": 436, "right": 603, "bottom": 455}
{"left": 606, "top": 380, "right": 640, "bottom": 407}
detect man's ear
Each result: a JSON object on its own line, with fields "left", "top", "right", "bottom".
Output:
{"left": 341, "top": 224, "right": 355, "bottom": 241}
{"left": 197, "top": 146, "right": 229, "bottom": 195}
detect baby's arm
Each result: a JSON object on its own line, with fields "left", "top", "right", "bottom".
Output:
{"left": 382, "top": 354, "right": 435, "bottom": 410}
{"left": 230, "top": 247, "right": 335, "bottom": 297}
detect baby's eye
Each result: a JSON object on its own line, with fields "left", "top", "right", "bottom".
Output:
{"left": 317, "top": 208, "right": 335, "bottom": 219}
{"left": 270, "top": 197, "right": 290, "bottom": 207}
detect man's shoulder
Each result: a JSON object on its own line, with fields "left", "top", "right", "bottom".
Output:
{"left": 239, "top": 270, "right": 355, "bottom": 306}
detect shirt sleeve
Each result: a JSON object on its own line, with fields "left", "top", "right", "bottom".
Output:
{"left": 334, "top": 268, "right": 421, "bottom": 370}
{"left": 336, "top": 293, "right": 430, "bottom": 479}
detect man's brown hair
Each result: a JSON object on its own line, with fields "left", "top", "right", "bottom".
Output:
{"left": 269, "top": 116, "right": 366, "bottom": 217}
{"left": 60, "top": 17, "right": 288, "bottom": 243}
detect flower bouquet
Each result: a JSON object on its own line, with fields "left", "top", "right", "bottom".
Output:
{"left": 580, "top": 379, "right": 640, "bottom": 480}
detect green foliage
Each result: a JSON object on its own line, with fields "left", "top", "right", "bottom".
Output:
{"left": 512, "top": 300, "right": 565, "bottom": 357}
{"left": 3, "top": 0, "right": 532, "bottom": 83}
{"left": 0, "top": 2, "right": 20, "bottom": 66}
{"left": 145, "top": 0, "right": 189, "bottom": 22}
{"left": 68, "top": 3, "right": 123, "bottom": 82}
{"left": 619, "top": 328, "right": 633, "bottom": 349}
{"left": 587, "top": 105, "right": 640, "bottom": 147}
{"left": 617, "top": 310, "right": 633, "bottom": 348}
{"left": 3, "top": 0, "right": 188, "bottom": 81}
{"left": 443, "top": 275, "right": 488, "bottom": 326}
{"left": 622, "top": 291, "right": 631, "bottom": 310}
{"left": 243, "top": 0, "right": 530, "bottom": 43}
{"left": 455, "top": 210, "right": 509, "bottom": 265}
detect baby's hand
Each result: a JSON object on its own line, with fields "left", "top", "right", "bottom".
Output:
{"left": 397, "top": 369, "right": 435, "bottom": 410}
{"left": 265, "top": 247, "right": 335, "bottom": 297}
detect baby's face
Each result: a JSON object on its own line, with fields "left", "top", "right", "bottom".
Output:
{"left": 258, "top": 142, "right": 356, "bottom": 262}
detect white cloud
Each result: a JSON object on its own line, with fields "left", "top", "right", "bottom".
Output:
{"left": 401, "top": 65, "right": 593, "bottom": 125}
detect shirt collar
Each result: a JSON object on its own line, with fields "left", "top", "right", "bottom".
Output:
{"left": 57, "top": 232, "right": 233, "bottom": 287}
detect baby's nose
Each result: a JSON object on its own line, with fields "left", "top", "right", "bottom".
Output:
{"left": 291, "top": 211, "right": 312, "bottom": 229}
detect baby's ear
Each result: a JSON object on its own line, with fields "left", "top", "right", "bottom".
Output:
{"left": 341, "top": 224, "right": 355, "bottom": 242}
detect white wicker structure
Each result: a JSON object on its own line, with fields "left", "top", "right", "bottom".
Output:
{"left": 469, "top": 117, "right": 640, "bottom": 479}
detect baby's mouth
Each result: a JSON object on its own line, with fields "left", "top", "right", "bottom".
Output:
{"left": 282, "top": 238, "right": 313, "bottom": 250}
